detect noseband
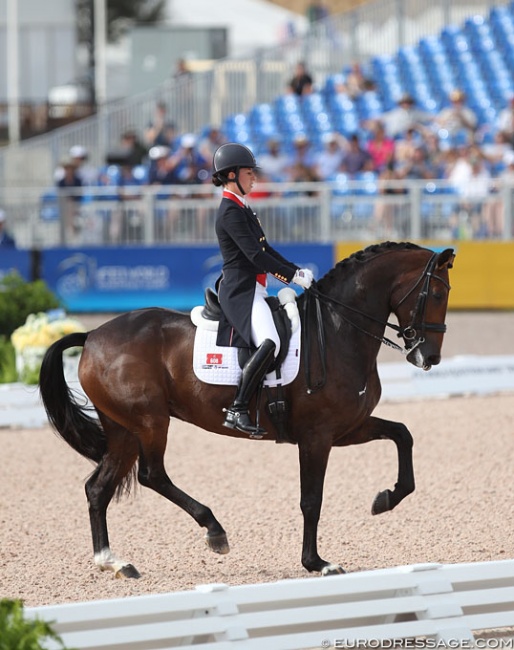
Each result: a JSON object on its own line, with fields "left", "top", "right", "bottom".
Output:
{"left": 303, "top": 252, "right": 451, "bottom": 393}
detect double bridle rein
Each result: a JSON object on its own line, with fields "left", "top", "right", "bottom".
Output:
{"left": 302, "top": 252, "right": 451, "bottom": 393}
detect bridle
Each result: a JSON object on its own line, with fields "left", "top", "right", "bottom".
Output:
{"left": 302, "top": 252, "right": 451, "bottom": 393}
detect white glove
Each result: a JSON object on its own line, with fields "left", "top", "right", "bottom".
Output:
{"left": 293, "top": 268, "right": 314, "bottom": 289}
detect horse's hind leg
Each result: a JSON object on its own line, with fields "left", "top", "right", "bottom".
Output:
{"left": 85, "top": 416, "right": 141, "bottom": 578}
{"left": 137, "top": 417, "right": 229, "bottom": 555}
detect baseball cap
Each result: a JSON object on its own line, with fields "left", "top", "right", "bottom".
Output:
{"left": 181, "top": 133, "right": 197, "bottom": 148}
{"left": 69, "top": 145, "right": 88, "bottom": 159}
{"left": 149, "top": 145, "right": 170, "bottom": 160}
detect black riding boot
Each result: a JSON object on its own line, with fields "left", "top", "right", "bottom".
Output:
{"left": 223, "top": 339, "right": 276, "bottom": 436}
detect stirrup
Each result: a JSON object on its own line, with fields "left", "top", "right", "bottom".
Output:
{"left": 223, "top": 407, "right": 267, "bottom": 439}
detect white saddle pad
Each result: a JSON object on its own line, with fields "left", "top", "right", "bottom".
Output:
{"left": 192, "top": 325, "right": 301, "bottom": 387}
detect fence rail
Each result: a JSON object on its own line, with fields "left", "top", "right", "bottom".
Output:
{"left": 4, "top": 178, "right": 514, "bottom": 249}
{"left": 25, "top": 559, "right": 514, "bottom": 649}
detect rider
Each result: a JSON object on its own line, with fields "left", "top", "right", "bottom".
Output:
{"left": 212, "top": 142, "right": 314, "bottom": 436}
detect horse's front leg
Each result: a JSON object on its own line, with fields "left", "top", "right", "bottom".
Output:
{"left": 334, "top": 416, "right": 415, "bottom": 515}
{"left": 363, "top": 416, "right": 415, "bottom": 516}
{"left": 298, "top": 437, "right": 345, "bottom": 576}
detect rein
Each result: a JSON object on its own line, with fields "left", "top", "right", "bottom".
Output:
{"left": 302, "top": 252, "right": 450, "bottom": 393}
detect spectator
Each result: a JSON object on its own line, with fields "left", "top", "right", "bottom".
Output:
{"left": 314, "top": 132, "right": 346, "bottom": 180}
{"left": 481, "top": 131, "right": 513, "bottom": 172}
{"left": 366, "top": 121, "right": 395, "bottom": 172}
{"left": 148, "top": 146, "right": 175, "bottom": 186}
{"left": 340, "top": 133, "right": 373, "bottom": 176}
{"left": 394, "top": 128, "right": 422, "bottom": 165}
{"left": 374, "top": 160, "right": 406, "bottom": 238}
{"left": 167, "top": 134, "right": 209, "bottom": 185}
{"left": 286, "top": 134, "right": 317, "bottom": 177}
{"left": 288, "top": 62, "right": 314, "bottom": 97}
{"left": 56, "top": 159, "right": 83, "bottom": 243}
{"left": 434, "top": 89, "right": 477, "bottom": 144}
{"left": 344, "top": 62, "right": 374, "bottom": 99}
{"left": 486, "top": 150, "right": 514, "bottom": 237}
{"left": 496, "top": 96, "right": 514, "bottom": 146}
{"left": 173, "top": 57, "right": 192, "bottom": 83}
{"left": 447, "top": 147, "right": 491, "bottom": 238}
{"left": 197, "top": 126, "right": 227, "bottom": 164}
{"left": 0, "top": 209, "right": 16, "bottom": 248}
{"left": 377, "top": 94, "right": 432, "bottom": 139}
{"left": 144, "top": 101, "right": 177, "bottom": 149}
{"left": 69, "top": 145, "right": 98, "bottom": 185}
{"left": 147, "top": 145, "right": 177, "bottom": 240}
{"left": 396, "top": 146, "right": 436, "bottom": 180}
{"left": 258, "top": 137, "right": 290, "bottom": 182}
{"left": 118, "top": 129, "right": 148, "bottom": 166}
{"left": 173, "top": 58, "right": 195, "bottom": 130}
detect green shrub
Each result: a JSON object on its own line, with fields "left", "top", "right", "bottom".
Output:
{"left": 0, "top": 337, "right": 17, "bottom": 383}
{"left": 0, "top": 598, "right": 73, "bottom": 650}
{"left": 0, "top": 273, "right": 61, "bottom": 338}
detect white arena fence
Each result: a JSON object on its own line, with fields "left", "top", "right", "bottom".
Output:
{"left": 25, "top": 559, "right": 514, "bottom": 649}
{"left": 5, "top": 178, "right": 514, "bottom": 250}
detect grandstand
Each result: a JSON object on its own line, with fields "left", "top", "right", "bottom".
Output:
{"left": 1, "top": 0, "right": 513, "bottom": 249}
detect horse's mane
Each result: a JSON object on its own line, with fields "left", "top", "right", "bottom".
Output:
{"left": 316, "top": 241, "right": 423, "bottom": 291}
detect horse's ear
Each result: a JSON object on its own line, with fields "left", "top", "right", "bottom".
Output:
{"left": 436, "top": 248, "right": 455, "bottom": 270}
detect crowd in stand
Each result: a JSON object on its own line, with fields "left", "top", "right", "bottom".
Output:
{"left": 47, "top": 59, "right": 514, "bottom": 243}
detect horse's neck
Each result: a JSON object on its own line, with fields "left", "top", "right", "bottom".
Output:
{"left": 320, "top": 263, "right": 394, "bottom": 360}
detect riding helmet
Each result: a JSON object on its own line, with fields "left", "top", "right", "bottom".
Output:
{"left": 212, "top": 143, "right": 257, "bottom": 175}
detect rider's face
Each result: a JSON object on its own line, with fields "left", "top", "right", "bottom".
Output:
{"left": 232, "top": 167, "right": 256, "bottom": 195}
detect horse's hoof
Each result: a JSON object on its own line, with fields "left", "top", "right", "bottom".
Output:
{"left": 371, "top": 489, "right": 391, "bottom": 515}
{"left": 115, "top": 564, "right": 141, "bottom": 579}
{"left": 206, "top": 532, "right": 230, "bottom": 555}
{"left": 321, "top": 563, "right": 346, "bottom": 576}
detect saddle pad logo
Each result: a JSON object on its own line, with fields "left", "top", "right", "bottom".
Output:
{"left": 206, "top": 352, "right": 223, "bottom": 365}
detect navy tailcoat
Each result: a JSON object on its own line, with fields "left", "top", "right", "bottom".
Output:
{"left": 215, "top": 193, "right": 298, "bottom": 348}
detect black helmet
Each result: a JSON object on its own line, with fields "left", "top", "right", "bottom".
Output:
{"left": 212, "top": 143, "right": 257, "bottom": 175}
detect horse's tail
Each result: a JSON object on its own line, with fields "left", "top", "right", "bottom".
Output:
{"left": 39, "top": 332, "right": 107, "bottom": 463}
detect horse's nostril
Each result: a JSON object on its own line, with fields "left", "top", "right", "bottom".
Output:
{"left": 427, "top": 354, "right": 441, "bottom": 366}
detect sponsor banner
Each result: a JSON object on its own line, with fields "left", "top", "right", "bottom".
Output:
{"left": 335, "top": 240, "right": 514, "bottom": 309}
{"left": 40, "top": 244, "right": 333, "bottom": 312}
{"left": 0, "top": 250, "right": 31, "bottom": 281}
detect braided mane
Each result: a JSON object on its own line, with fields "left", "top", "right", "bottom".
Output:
{"left": 316, "top": 241, "right": 423, "bottom": 291}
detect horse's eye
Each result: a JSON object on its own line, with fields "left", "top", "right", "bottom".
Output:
{"left": 432, "top": 290, "right": 443, "bottom": 301}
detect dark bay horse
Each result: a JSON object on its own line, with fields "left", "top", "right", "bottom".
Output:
{"left": 39, "top": 242, "right": 455, "bottom": 578}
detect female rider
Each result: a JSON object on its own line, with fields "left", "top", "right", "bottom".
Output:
{"left": 212, "top": 143, "right": 313, "bottom": 436}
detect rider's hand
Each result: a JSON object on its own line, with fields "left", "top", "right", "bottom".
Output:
{"left": 293, "top": 268, "right": 314, "bottom": 289}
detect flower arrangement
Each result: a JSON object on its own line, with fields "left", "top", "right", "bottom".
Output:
{"left": 11, "top": 309, "right": 86, "bottom": 384}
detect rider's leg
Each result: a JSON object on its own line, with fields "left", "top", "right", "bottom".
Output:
{"left": 223, "top": 283, "right": 279, "bottom": 435}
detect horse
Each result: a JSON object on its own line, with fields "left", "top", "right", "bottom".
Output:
{"left": 39, "top": 241, "right": 455, "bottom": 579}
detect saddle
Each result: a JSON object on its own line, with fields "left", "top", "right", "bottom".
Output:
{"left": 201, "top": 287, "right": 295, "bottom": 372}
{"left": 196, "top": 287, "right": 300, "bottom": 445}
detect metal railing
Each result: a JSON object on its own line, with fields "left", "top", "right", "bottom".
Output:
{"left": 5, "top": 178, "right": 513, "bottom": 249}
{"left": 0, "top": 0, "right": 504, "bottom": 190}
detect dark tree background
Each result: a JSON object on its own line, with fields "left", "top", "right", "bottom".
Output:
{"left": 76, "top": 0, "right": 167, "bottom": 103}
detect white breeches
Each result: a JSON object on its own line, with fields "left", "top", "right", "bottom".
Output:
{"left": 251, "top": 282, "right": 280, "bottom": 381}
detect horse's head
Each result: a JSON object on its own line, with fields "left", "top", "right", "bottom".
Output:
{"left": 392, "top": 247, "right": 455, "bottom": 371}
